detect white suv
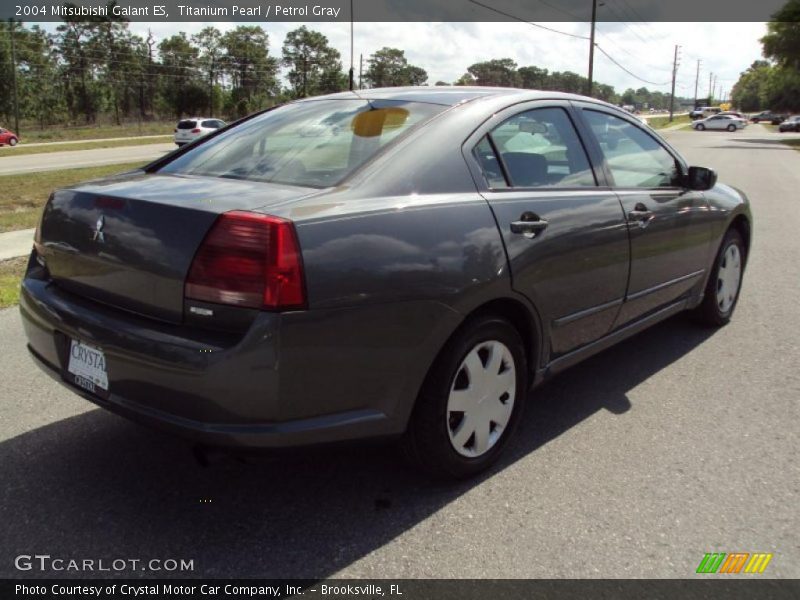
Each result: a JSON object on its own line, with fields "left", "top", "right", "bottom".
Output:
{"left": 174, "top": 118, "right": 226, "bottom": 147}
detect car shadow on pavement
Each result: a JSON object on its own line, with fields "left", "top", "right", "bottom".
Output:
{"left": 0, "top": 314, "right": 715, "bottom": 579}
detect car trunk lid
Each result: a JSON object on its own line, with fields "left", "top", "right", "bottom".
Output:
{"left": 37, "top": 171, "right": 317, "bottom": 323}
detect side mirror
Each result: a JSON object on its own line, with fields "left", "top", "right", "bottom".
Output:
{"left": 686, "top": 166, "right": 717, "bottom": 191}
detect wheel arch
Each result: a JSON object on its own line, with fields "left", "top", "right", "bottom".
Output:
{"left": 730, "top": 213, "right": 752, "bottom": 265}
{"left": 414, "top": 295, "right": 543, "bottom": 406}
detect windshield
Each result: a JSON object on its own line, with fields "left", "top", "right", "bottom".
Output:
{"left": 159, "top": 99, "right": 445, "bottom": 188}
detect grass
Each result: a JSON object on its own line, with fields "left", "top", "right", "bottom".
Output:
{"left": 0, "top": 161, "right": 146, "bottom": 233}
{"left": 0, "top": 136, "right": 173, "bottom": 157}
{"left": 14, "top": 121, "right": 175, "bottom": 143}
{"left": 647, "top": 114, "right": 691, "bottom": 130}
{"left": 0, "top": 256, "right": 27, "bottom": 309}
{"left": 780, "top": 138, "right": 800, "bottom": 150}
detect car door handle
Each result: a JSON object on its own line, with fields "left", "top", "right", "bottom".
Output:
{"left": 510, "top": 215, "right": 549, "bottom": 239}
{"left": 628, "top": 203, "right": 654, "bottom": 228}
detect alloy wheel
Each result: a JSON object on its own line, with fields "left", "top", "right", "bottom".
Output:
{"left": 446, "top": 340, "right": 516, "bottom": 458}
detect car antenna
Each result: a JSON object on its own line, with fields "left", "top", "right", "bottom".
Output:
{"left": 350, "top": 88, "right": 376, "bottom": 110}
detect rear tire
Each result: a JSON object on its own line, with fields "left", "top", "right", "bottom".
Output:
{"left": 402, "top": 315, "right": 527, "bottom": 479}
{"left": 692, "top": 229, "right": 745, "bottom": 327}
{"left": 8, "top": 137, "right": 17, "bottom": 146}
{"left": 727, "top": 124, "right": 736, "bottom": 132}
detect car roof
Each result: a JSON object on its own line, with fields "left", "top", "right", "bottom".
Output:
{"left": 295, "top": 86, "right": 616, "bottom": 108}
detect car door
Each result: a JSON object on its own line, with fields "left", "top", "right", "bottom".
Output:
{"left": 575, "top": 105, "right": 714, "bottom": 327}
{"left": 465, "top": 101, "right": 630, "bottom": 359}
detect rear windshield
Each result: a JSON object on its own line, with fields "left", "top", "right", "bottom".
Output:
{"left": 159, "top": 99, "right": 445, "bottom": 187}
{"left": 177, "top": 120, "right": 197, "bottom": 129}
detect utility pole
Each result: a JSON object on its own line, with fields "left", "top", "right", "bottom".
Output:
{"left": 708, "top": 71, "right": 713, "bottom": 100}
{"left": 348, "top": 0, "right": 354, "bottom": 90}
{"left": 587, "top": 0, "right": 597, "bottom": 96}
{"left": 668, "top": 45, "right": 680, "bottom": 122}
{"left": 358, "top": 53, "right": 363, "bottom": 90}
{"left": 9, "top": 19, "right": 20, "bottom": 136}
{"left": 302, "top": 56, "right": 308, "bottom": 98}
{"left": 693, "top": 59, "right": 701, "bottom": 108}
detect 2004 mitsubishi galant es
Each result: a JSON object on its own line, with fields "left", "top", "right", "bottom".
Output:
{"left": 20, "top": 87, "right": 751, "bottom": 478}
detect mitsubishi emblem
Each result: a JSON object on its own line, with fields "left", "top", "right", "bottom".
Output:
{"left": 92, "top": 215, "right": 105, "bottom": 243}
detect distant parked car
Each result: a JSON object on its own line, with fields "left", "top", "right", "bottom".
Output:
{"left": 750, "top": 111, "right": 786, "bottom": 125}
{"left": 0, "top": 127, "right": 19, "bottom": 146}
{"left": 718, "top": 111, "right": 746, "bottom": 119}
{"left": 692, "top": 114, "right": 747, "bottom": 131}
{"left": 690, "top": 106, "right": 721, "bottom": 120}
{"left": 174, "top": 118, "right": 226, "bottom": 146}
{"left": 778, "top": 115, "right": 800, "bottom": 132}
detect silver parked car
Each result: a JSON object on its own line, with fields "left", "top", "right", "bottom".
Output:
{"left": 692, "top": 114, "right": 747, "bottom": 132}
{"left": 174, "top": 117, "right": 226, "bottom": 146}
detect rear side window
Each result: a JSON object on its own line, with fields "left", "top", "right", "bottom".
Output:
{"left": 160, "top": 100, "right": 445, "bottom": 188}
{"left": 201, "top": 120, "right": 223, "bottom": 128}
{"left": 177, "top": 120, "right": 197, "bottom": 129}
{"left": 583, "top": 110, "right": 681, "bottom": 188}
{"left": 473, "top": 107, "right": 596, "bottom": 189}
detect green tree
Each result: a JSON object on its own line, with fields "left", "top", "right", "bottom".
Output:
{"left": 192, "top": 27, "right": 225, "bottom": 116}
{"left": 364, "top": 47, "right": 427, "bottom": 87}
{"left": 282, "top": 26, "right": 345, "bottom": 97}
{"left": 56, "top": 19, "right": 102, "bottom": 123}
{"left": 158, "top": 33, "right": 205, "bottom": 117}
{"left": 730, "top": 61, "right": 771, "bottom": 111}
{"left": 454, "top": 73, "right": 476, "bottom": 86}
{"left": 517, "top": 66, "right": 549, "bottom": 89}
{"left": 222, "top": 26, "right": 279, "bottom": 116}
{"left": 761, "top": 0, "right": 800, "bottom": 69}
{"left": 466, "top": 58, "right": 518, "bottom": 87}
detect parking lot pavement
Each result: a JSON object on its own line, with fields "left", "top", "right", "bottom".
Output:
{"left": 0, "top": 143, "right": 174, "bottom": 175}
{"left": 0, "top": 124, "right": 798, "bottom": 579}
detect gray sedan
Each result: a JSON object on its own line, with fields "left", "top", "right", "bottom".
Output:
{"left": 692, "top": 114, "right": 748, "bottom": 131}
{"left": 21, "top": 87, "right": 751, "bottom": 479}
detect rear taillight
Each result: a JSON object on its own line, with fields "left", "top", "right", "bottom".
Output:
{"left": 173, "top": 128, "right": 177, "bottom": 133}
{"left": 191, "top": 128, "right": 201, "bottom": 133}
{"left": 185, "top": 211, "right": 306, "bottom": 310}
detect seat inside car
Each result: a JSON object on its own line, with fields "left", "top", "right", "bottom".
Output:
{"left": 502, "top": 152, "right": 548, "bottom": 187}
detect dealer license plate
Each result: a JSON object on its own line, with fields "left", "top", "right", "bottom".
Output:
{"left": 67, "top": 339, "right": 108, "bottom": 394}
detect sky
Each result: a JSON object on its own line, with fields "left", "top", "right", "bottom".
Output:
{"left": 43, "top": 20, "right": 768, "bottom": 98}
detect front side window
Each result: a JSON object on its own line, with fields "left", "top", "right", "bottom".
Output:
{"left": 160, "top": 100, "right": 445, "bottom": 188}
{"left": 474, "top": 107, "right": 596, "bottom": 189}
{"left": 583, "top": 110, "right": 682, "bottom": 188}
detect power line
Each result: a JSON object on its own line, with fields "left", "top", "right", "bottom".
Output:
{"left": 467, "top": 0, "right": 590, "bottom": 40}
{"left": 595, "top": 24, "right": 673, "bottom": 73}
{"left": 594, "top": 43, "right": 672, "bottom": 86}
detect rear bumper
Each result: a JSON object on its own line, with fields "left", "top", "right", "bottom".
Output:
{"left": 26, "top": 343, "right": 390, "bottom": 449}
{"left": 19, "top": 277, "right": 403, "bottom": 448}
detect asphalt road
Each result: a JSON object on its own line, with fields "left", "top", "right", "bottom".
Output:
{"left": 0, "top": 143, "right": 175, "bottom": 175}
{"left": 0, "top": 124, "right": 798, "bottom": 580}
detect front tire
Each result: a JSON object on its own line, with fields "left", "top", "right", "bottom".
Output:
{"left": 402, "top": 315, "right": 527, "bottom": 479}
{"left": 696, "top": 123, "right": 705, "bottom": 131}
{"left": 692, "top": 229, "right": 745, "bottom": 327}
{"left": 727, "top": 124, "right": 736, "bottom": 132}
{"left": 8, "top": 137, "right": 18, "bottom": 146}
